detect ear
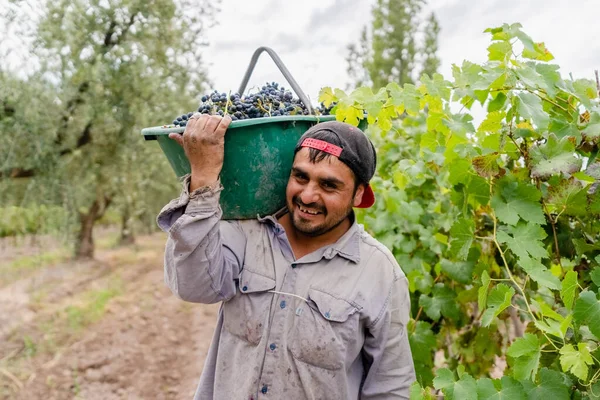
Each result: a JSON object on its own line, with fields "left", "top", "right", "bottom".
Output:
{"left": 353, "top": 184, "right": 365, "bottom": 207}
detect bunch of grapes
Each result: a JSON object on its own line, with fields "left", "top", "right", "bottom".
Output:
{"left": 169, "top": 82, "right": 333, "bottom": 128}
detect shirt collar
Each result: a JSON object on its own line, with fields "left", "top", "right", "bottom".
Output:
{"left": 258, "top": 208, "right": 362, "bottom": 264}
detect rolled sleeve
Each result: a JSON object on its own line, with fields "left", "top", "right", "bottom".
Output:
{"left": 157, "top": 175, "right": 246, "bottom": 304}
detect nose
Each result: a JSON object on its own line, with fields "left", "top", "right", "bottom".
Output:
{"left": 299, "top": 182, "right": 320, "bottom": 205}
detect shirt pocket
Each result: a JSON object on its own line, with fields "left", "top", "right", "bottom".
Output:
{"left": 222, "top": 267, "right": 276, "bottom": 345}
{"left": 288, "top": 288, "right": 361, "bottom": 370}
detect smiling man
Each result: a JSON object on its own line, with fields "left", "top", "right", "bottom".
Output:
{"left": 157, "top": 114, "right": 415, "bottom": 399}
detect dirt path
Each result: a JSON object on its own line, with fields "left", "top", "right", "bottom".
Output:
{"left": 0, "top": 231, "right": 219, "bottom": 400}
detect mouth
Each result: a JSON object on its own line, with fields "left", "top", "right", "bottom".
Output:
{"left": 295, "top": 202, "right": 324, "bottom": 217}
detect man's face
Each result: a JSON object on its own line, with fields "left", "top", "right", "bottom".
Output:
{"left": 285, "top": 148, "right": 364, "bottom": 237}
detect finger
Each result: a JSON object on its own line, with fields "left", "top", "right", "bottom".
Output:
{"left": 215, "top": 115, "right": 232, "bottom": 136}
{"left": 204, "top": 115, "right": 222, "bottom": 133}
{"left": 196, "top": 114, "right": 210, "bottom": 132}
{"left": 168, "top": 132, "right": 184, "bottom": 146}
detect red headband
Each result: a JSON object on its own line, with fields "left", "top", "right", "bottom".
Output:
{"left": 301, "top": 138, "right": 343, "bottom": 157}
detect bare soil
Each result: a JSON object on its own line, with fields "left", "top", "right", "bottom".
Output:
{"left": 0, "top": 230, "right": 218, "bottom": 400}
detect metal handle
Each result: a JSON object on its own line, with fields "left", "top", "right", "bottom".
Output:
{"left": 237, "top": 46, "right": 314, "bottom": 115}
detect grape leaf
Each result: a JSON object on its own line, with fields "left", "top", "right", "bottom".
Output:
{"left": 559, "top": 343, "right": 593, "bottom": 381}
{"left": 472, "top": 153, "right": 501, "bottom": 178}
{"left": 453, "top": 374, "right": 477, "bottom": 400}
{"left": 479, "top": 270, "right": 491, "bottom": 310}
{"left": 573, "top": 291, "right": 600, "bottom": 338}
{"left": 409, "top": 321, "right": 436, "bottom": 367}
{"left": 530, "top": 133, "right": 582, "bottom": 179}
{"left": 448, "top": 218, "right": 475, "bottom": 261}
{"left": 523, "top": 42, "right": 554, "bottom": 62}
{"left": 560, "top": 270, "right": 578, "bottom": 310}
{"left": 448, "top": 159, "right": 474, "bottom": 185}
{"left": 519, "top": 257, "right": 561, "bottom": 290}
{"left": 433, "top": 368, "right": 456, "bottom": 399}
{"left": 441, "top": 259, "right": 474, "bottom": 284}
{"left": 496, "top": 222, "right": 548, "bottom": 260}
{"left": 516, "top": 92, "right": 549, "bottom": 129}
{"left": 488, "top": 41, "right": 512, "bottom": 62}
{"left": 491, "top": 180, "right": 545, "bottom": 225}
{"left": 481, "top": 284, "right": 515, "bottom": 327}
{"left": 521, "top": 368, "right": 570, "bottom": 400}
{"left": 506, "top": 333, "right": 541, "bottom": 381}
{"left": 545, "top": 178, "right": 588, "bottom": 216}
{"left": 583, "top": 111, "right": 600, "bottom": 144}
{"left": 591, "top": 267, "right": 600, "bottom": 287}
{"left": 478, "top": 110, "right": 505, "bottom": 133}
{"left": 477, "top": 376, "right": 526, "bottom": 400}
{"left": 318, "top": 87, "right": 336, "bottom": 107}
{"left": 419, "top": 284, "right": 460, "bottom": 320}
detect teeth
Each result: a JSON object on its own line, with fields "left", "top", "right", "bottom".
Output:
{"left": 300, "top": 206, "right": 319, "bottom": 215}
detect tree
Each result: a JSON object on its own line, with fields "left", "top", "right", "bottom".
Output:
{"left": 346, "top": 0, "right": 441, "bottom": 89}
{"left": 0, "top": 0, "right": 218, "bottom": 258}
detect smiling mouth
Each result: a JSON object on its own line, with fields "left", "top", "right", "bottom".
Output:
{"left": 297, "top": 203, "right": 323, "bottom": 216}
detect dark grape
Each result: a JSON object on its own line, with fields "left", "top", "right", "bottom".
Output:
{"left": 167, "top": 82, "right": 336, "bottom": 127}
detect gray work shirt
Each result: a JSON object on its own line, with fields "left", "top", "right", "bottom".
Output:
{"left": 157, "top": 177, "right": 415, "bottom": 399}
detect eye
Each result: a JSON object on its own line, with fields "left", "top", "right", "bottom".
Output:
{"left": 322, "top": 182, "right": 338, "bottom": 190}
{"left": 293, "top": 172, "right": 308, "bottom": 182}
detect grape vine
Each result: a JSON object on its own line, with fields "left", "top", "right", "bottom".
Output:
{"left": 320, "top": 23, "right": 600, "bottom": 399}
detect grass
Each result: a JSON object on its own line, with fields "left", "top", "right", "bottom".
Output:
{"left": 64, "top": 281, "right": 123, "bottom": 331}
{"left": 0, "top": 249, "right": 70, "bottom": 286}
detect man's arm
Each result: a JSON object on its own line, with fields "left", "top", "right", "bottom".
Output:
{"left": 157, "top": 113, "right": 244, "bottom": 304}
{"left": 157, "top": 177, "right": 245, "bottom": 304}
{"left": 360, "top": 275, "right": 416, "bottom": 399}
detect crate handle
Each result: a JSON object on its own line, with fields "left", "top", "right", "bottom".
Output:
{"left": 237, "top": 46, "right": 314, "bottom": 115}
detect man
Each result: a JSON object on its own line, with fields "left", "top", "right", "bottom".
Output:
{"left": 157, "top": 113, "right": 415, "bottom": 399}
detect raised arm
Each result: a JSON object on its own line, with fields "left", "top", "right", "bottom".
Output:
{"left": 157, "top": 114, "right": 245, "bottom": 304}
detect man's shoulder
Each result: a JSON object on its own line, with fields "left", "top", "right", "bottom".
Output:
{"left": 356, "top": 226, "right": 405, "bottom": 280}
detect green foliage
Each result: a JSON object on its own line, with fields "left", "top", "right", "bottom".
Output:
{"left": 0, "top": 0, "right": 216, "bottom": 254}
{"left": 322, "top": 22, "right": 600, "bottom": 398}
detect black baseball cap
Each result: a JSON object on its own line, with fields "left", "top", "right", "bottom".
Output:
{"left": 294, "top": 121, "right": 377, "bottom": 208}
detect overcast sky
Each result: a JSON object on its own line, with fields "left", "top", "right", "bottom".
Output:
{"left": 203, "top": 0, "right": 600, "bottom": 103}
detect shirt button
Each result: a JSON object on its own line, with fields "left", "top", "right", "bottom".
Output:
{"left": 280, "top": 300, "right": 286, "bottom": 309}
{"left": 242, "top": 286, "right": 248, "bottom": 292}
{"left": 291, "top": 264, "right": 296, "bottom": 269}
{"left": 269, "top": 343, "right": 276, "bottom": 351}
{"left": 261, "top": 385, "right": 268, "bottom": 394}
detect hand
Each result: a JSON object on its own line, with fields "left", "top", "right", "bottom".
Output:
{"left": 169, "top": 113, "right": 232, "bottom": 191}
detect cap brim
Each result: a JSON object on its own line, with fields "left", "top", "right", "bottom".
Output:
{"left": 357, "top": 184, "right": 375, "bottom": 208}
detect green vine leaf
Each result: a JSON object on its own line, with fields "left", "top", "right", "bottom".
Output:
{"left": 560, "top": 270, "right": 578, "bottom": 310}
{"left": 477, "top": 376, "right": 526, "bottom": 400}
{"left": 519, "top": 257, "right": 561, "bottom": 290}
{"left": 448, "top": 218, "right": 475, "bottom": 261}
{"left": 481, "top": 283, "right": 515, "bottom": 327}
{"left": 559, "top": 343, "right": 593, "bottom": 381}
{"left": 441, "top": 259, "right": 474, "bottom": 284}
{"left": 433, "top": 368, "right": 456, "bottom": 399}
{"left": 491, "top": 180, "right": 545, "bottom": 225}
{"left": 521, "top": 368, "right": 571, "bottom": 400}
{"left": 479, "top": 271, "right": 491, "bottom": 310}
{"left": 545, "top": 178, "right": 588, "bottom": 216}
{"left": 496, "top": 222, "right": 548, "bottom": 261}
{"left": 516, "top": 92, "right": 549, "bottom": 129}
{"left": 529, "top": 133, "right": 583, "bottom": 179}
{"left": 506, "top": 333, "right": 541, "bottom": 381}
{"left": 582, "top": 111, "right": 600, "bottom": 144}
{"left": 472, "top": 153, "right": 501, "bottom": 178}
{"left": 573, "top": 291, "right": 600, "bottom": 338}
{"left": 419, "top": 284, "right": 460, "bottom": 321}
{"left": 591, "top": 267, "right": 600, "bottom": 287}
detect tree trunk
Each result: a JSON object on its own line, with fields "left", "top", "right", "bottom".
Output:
{"left": 75, "top": 193, "right": 112, "bottom": 259}
{"left": 119, "top": 206, "right": 135, "bottom": 246}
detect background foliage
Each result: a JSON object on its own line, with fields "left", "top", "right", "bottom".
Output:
{"left": 322, "top": 23, "right": 600, "bottom": 399}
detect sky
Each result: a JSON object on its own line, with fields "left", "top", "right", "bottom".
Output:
{"left": 202, "top": 0, "right": 600, "bottom": 103}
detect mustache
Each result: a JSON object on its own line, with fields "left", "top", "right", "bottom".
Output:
{"left": 293, "top": 197, "right": 326, "bottom": 214}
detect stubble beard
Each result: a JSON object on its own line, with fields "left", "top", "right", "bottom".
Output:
{"left": 288, "top": 197, "right": 353, "bottom": 237}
